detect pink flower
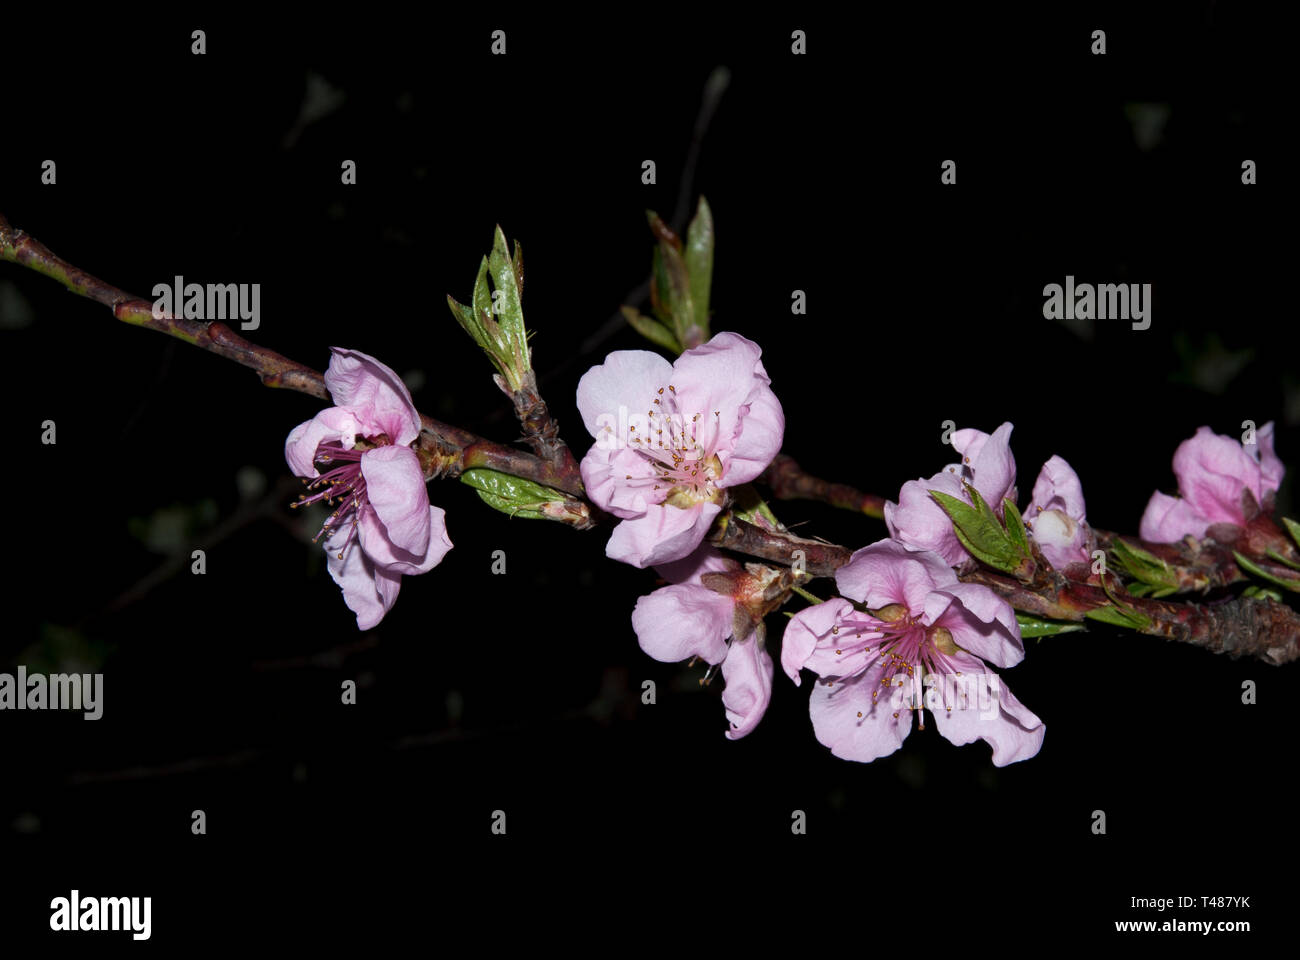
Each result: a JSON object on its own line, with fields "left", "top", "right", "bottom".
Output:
{"left": 577, "top": 332, "right": 784, "bottom": 568}
{"left": 1024, "top": 455, "right": 1091, "bottom": 571}
{"left": 285, "top": 348, "right": 453, "bottom": 629}
{"left": 782, "top": 539, "right": 1044, "bottom": 766}
{"left": 885, "top": 423, "right": 1017, "bottom": 566}
{"left": 1139, "top": 423, "right": 1284, "bottom": 542}
{"left": 631, "top": 547, "right": 774, "bottom": 739}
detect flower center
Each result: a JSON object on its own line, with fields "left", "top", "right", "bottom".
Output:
{"left": 630, "top": 384, "right": 726, "bottom": 507}
{"left": 824, "top": 605, "right": 966, "bottom": 730}
{"left": 291, "top": 436, "right": 389, "bottom": 558}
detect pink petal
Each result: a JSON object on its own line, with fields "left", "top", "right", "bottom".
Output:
{"left": 835, "top": 538, "right": 956, "bottom": 612}
{"left": 324, "top": 348, "right": 421, "bottom": 447}
{"left": 721, "top": 637, "right": 774, "bottom": 740}
{"left": 1172, "top": 426, "right": 1260, "bottom": 525}
{"left": 1027, "top": 455, "right": 1086, "bottom": 520}
{"left": 884, "top": 469, "right": 969, "bottom": 566}
{"left": 360, "top": 445, "right": 432, "bottom": 557}
{"left": 285, "top": 407, "right": 361, "bottom": 478}
{"left": 780, "top": 598, "right": 858, "bottom": 684}
{"left": 579, "top": 445, "right": 663, "bottom": 519}
{"left": 669, "top": 332, "right": 765, "bottom": 460}
{"left": 605, "top": 501, "right": 722, "bottom": 568}
{"left": 923, "top": 583, "right": 1024, "bottom": 669}
{"left": 1138, "top": 490, "right": 1209, "bottom": 542}
{"left": 631, "top": 583, "right": 732, "bottom": 664}
{"left": 1256, "top": 421, "right": 1285, "bottom": 495}
{"left": 954, "top": 422, "right": 1016, "bottom": 507}
{"left": 324, "top": 529, "right": 391, "bottom": 630}
{"left": 808, "top": 667, "right": 913, "bottom": 763}
{"left": 930, "top": 654, "right": 1045, "bottom": 766}
{"left": 576, "top": 349, "right": 674, "bottom": 440}
{"left": 372, "top": 564, "right": 403, "bottom": 613}
{"left": 359, "top": 504, "right": 452, "bottom": 574}
{"left": 653, "top": 545, "right": 735, "bottom": 585}
{"left": 721, "top": 377, "right": 785, "bottom": 487}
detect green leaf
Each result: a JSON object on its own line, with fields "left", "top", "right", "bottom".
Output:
{"left": 929, "top": 487, "right": 1027, "bottom": 575}
{"left": 1282, "top": 516, "right": 1300, "bottom": 551}
{"left": 731, "top": 484, "right": 785, "bottom": 532}
{"left": 471, "top": 490, "right": 548, "bottom": 519}
{"left": 450, "top": 230, "right": 534, "bottom": 391}
{"left": 1084, "top": 604, "right": 1152, "bottom": 631}
{"left": 487, "top": 226, "right": 528, "bottom": 372}
{"left": 472, "top": 256, "right": 494, "bottom": 339}
{"left": 621, "top": 306, "right": 682, "bottom": 354}
{"left": 1266, "top": 548, "right": 1300, "bottom": 572}
{"left": 1109, "top": 538, "right": 1178, "bottom": 589}
{"left": 684, "top": 196, "right": 714, "bottom": 337}
{"left": 646, "top": 211, "right": 694, "bottom": 344}
{"left": 1242, "top": 584, "right": 1284, "bottom": 602}
{"left": 648, "top": 246, "right": 671, "bottom": 326}
{"left": 930, "top": 486, "right": 1029, "bottom": 574}
{"left": 1233, "top": 551, "right": 1300, "bottom": 593}
{"left": 1123, "top": 581, "right": 1177, "bottom": 599}
{"left": 445, "top": 295, "right": 478, "bottom": 344}
{"left": 460, "top": 469, "right": 565, "bottom": 520}
{"left": 1015, "top": 612, "right": 1085, "bottom": 637}
{"left": 1002, "top": 498, "right": 1030, "bottom": 555}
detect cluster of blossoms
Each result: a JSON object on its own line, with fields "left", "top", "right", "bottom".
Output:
{"left": 588, "top": 336, "right": 1049, "bottom": 766}
{"left": 282, "top": 338, "right": 1283, "bottom": 769}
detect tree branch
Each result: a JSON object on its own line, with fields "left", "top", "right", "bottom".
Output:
{"left": 708, "top": 515, "right": 853, "bottom": 576}
{"left": 1, "top": 211, "right": 587, "bottom": 504}
{"left": 7, "top": 210, "right": 1297, "bottom": 662}
{"left": 758, "top": 453, "right": 886, "bottom": 518}
{"left": 960, "top": 567, "right": 1300, "bottom": 665}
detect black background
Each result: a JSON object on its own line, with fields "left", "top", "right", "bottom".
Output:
{"left": 0, "top": 5, "right": 1289, "bottom": 945}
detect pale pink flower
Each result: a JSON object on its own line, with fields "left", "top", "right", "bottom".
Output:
{"left": 1024, "top": 455, "right": 1091, "bottom": 571}
{"left": 286, "top": 348, "right": 453, "bottom": 630}
{"left": 1139, "top": 423, "right": 1284, "bottom": 542}
{"left": 577, "top": 332, "right": 784, "bottom": 568}
{"left": 631, "top": 547, "right": 774, "bottom": 739}
{"left": 885, "top": 423, "right": 1017, "bottom": 566}
{"left": 782, "top": 539, "right": 1044, "bottom": 766}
